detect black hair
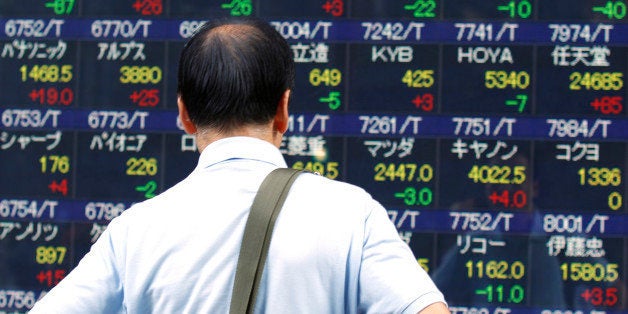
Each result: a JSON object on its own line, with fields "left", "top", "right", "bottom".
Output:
{"left": 177, "top": 17, "right": 295, "bottom": 131}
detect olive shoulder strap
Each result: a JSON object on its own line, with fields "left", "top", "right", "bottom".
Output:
{"left": 229, "top": 168, "right": 303, "bottom": 314}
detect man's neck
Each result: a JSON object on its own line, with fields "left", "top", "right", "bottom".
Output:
{"left": 195, "top": 123, "right": 282, "bottom": 152}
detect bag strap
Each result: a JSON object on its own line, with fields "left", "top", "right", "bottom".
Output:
{"left": 229, "top": 168, "right": 303, "bottom": 314}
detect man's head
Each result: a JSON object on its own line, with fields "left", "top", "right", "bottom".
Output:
{"left": 177, "top": 17, "right": 295, "bottom": 135}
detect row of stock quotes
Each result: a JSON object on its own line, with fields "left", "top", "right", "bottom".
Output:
{"left": 0, "top": 0, "right": 627, "bottom": 313}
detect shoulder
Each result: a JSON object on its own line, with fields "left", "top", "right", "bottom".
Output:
{"left": 285, "top": 171, "right": 384, "bottom": 221}
{"left": 117, "top": 175, "right": 193, "bottom": 219}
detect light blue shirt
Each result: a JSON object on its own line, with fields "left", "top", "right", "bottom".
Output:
{"left": 30, "top": 137, "right": 445, "bottom": 313}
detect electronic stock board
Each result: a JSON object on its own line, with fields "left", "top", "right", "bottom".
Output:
{"left": 0, "top": 0, "right": 627, "bottom": 313}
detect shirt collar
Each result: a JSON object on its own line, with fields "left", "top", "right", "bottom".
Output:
{"left": 193, "top": 136, "right": 287, "bottom": 172}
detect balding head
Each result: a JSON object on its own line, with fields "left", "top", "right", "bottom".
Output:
{"left": 177, "top": 18, "right": 294, "bottom": 133}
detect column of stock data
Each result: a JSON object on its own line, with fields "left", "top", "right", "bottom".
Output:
{"left": 0, "top": 0, "right": 626, "bottom": 313}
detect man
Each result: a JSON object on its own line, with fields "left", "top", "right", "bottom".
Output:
{"left": 30, "top": 17, "right": 449, "bottom": 313}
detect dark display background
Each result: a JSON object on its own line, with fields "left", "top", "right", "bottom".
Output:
{"left": 0, "top": 0, "right": 627, "bottom": 313}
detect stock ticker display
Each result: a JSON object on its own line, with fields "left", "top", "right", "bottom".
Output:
{"left": 0, "top": 0, "right": 627, "bottom": 313}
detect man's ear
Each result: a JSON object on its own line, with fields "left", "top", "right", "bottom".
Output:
{"left": 178, "top": 96, "right": 197, "bottom": 134}
{"left": 273, "top": 89, "right": 290, "bottom": 134}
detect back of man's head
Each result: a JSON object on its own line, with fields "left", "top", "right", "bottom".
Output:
{"left": 177, "top": 17, "right": 295, "bottom": 132}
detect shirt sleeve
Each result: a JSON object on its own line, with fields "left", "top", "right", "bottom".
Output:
{"left": 358, "top": 198, "right": 446, "bottom": 314}
{"left": 28, "top": 218, "right": 126, "bottom": 314}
